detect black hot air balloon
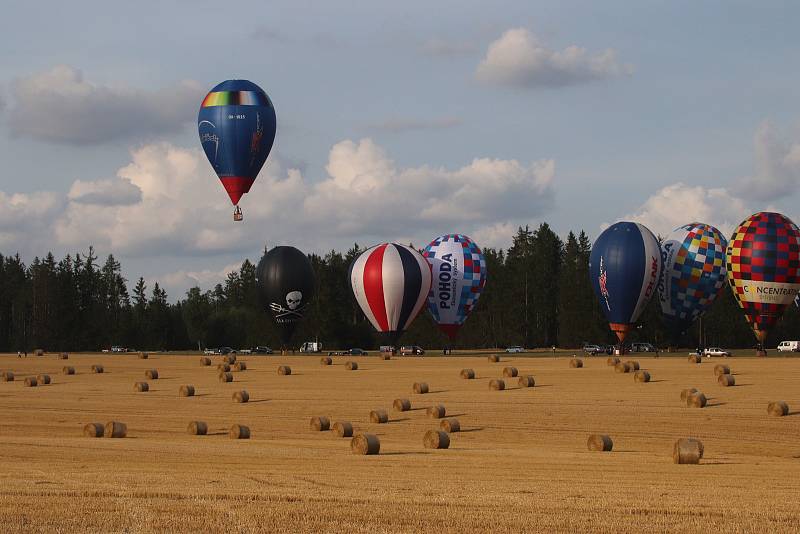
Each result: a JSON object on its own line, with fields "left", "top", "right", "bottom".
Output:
{"left": 256, "top": 246, "right": 315, "bottom": 349}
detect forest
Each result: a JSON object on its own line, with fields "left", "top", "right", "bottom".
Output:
{"left": 1, "top": 223, "right": 798, "bottom": 353}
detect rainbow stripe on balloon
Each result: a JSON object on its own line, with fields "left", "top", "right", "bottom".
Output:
{"left": 201, "top": 91, "right": 271, "bottom": 107}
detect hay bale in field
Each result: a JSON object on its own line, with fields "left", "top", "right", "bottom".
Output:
{"left": 134, "top": 381, "right": 149, "bottom": 392}
{"left": 488, "top": 354, "right": 500, "bottom": 363}
{"left": 37, "top": 374, "right": 51, "bottom": 385}
{"left": 381, "top": 353, "right": 391, "bottom": 360}
{"left": 351, "top": 433, "right": 380, "bottom": 455}
{"left": 673, "top": 438, "right": 703, "bottom": 464}
{"left": 310, "top": 416, "right": 330, "bottom": 431}
{"left": 634, "top": 370, "right": 651, "bottom": 383}
{"left": 614, "top": 362, "right": 631, "bottom": 374}
{"left": 413, "top": 382, "right": 429, "bottom": 394}
{"left": 713, "top": 364, "right": 730, "bottom": 376}
{"left": 333, "top": 421, "right": 353, "bottom": 437}
{"left": 587, "top": 434, "right": 613, "bottom": 452}
{"left": 607, "top": 357, "right": 620, "bottom": 366}
{"left": 234, "top": 361, "right": 247, "bottom": 371}
{"left": 680, "top": 388, "right": 698, "bottom": 403}
{"left": 1, "top": 371, "right": 13, "bottom": 382}
{"left": 58, "top": 353, "right": 68, "bottom": 360}
{"left": 145, "top": 369, "right": 159, "bottom": 379}
{"left": 718, "top": 374, "right": 735, "bottom": 387}
{"left": 768, "top": 401, "right": 789, "bottom": 417}
{"left": 34, "top": 349, "right": 45, "bottom": 357}
{"left": 423, "top": 430, "right": 450, "bottom": 449}
{"left": 200, "top": 357, "right": 211, "bottom": 366}
{"left": 369, "top": 409, "right": 388, "bottom": 423}
{"left": 278, "top": 365, "right": 291, "bottom": 375}
{"left": 688, "top": 354, "right": 701, "bottom": 364}
{"left": 217, "top": 363, "right": 231, "bottom": 373}
{"left": 104, "top": 421, "right": 127, "bottom": 438}
{"left": 570, "top": 358, "right": 584, "bottom": 368}
{"left": 345, "top": 361, "right": 359, "bottom": 370}
{"left": 687, "top": 392, "right": 707, "bottom": 408}
{"left": 179, "top": 385, "right": 195, "bottom": 397}
{"left": 83, "top": 422, "right": 104, "bottom": 438}
{"left": 518, "top": 375, "right": 535, "bottom": 387}
{"left": 320, "top": 356, "right": 332, "bottom": 365}
{"left": 62, "top": 366, "right": 75, "bottom": 375}
{"left": 187, "top": 421, "right": 208, "bottom": 435}
{"left": 91, "top": 364, "right": 104, "bottom": 374}
{"left": 503, "top": 366, "right": 518, "bottom": 377}
{"left": 427, "top": 404, "right": 446, "bottom": 418}
{"left": 225, "top": 354, "right": 237, "bottom": 364}
{"left": 233, "top": 390, "right": 249, "bottom": 403}
{"left": 219, "top": 371, "right": 233, "bottom": 383}
{"left": 138, "top": 352, "right": 149, "bottom": 360}
{"left": 626, "top": 360, "right": 640, "bottom": 371}
{"left": 24, "top": 377, "right": 37, "bottom": 387}
{"left": 229, "top": 424, "right": 250, "bottom": 439}
{"left": 489, "top": 378, "right": 505, "bottom": 391}
{"left": 440, "top": 418, "right": 460, "bottom": 432}
{"left": 393, "top": 398, "right": 411, "bottom": 412}
{"left": 460, "top": 368, "right": 475, "bottom": 379}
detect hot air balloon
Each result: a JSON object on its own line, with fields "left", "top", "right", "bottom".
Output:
{"left": 349, "top": 243, "right": 432, "bottom": 346}
{"left": 256, "top": 246, "right": 315, "bottom": 349}
{"left": 422, "top": 234, "right": 487, "bottom": 341}
{"left": 658, "top": 223, "right": 728, "bottom": 335}
{"left": 198, "top": 79, "right": 277, "bottom": 221}
{"left": 726, "top": 212, "right": 800, "bottom": 356}
{"left": 589, "top": 222, "right": 662, "bottom": 351}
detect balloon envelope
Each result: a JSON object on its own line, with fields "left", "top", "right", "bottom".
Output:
{"left": 422, "top": 234, "right": 487, "bottom": 340}
{"left": 726, "top": 212, "right": 800, "bottom": 343}
{"left": 589, "top": 222, "right": 663, "bottom": 342}
{"left": 198, "top": 79, "right": 276, "bottom": 206}
{"left": 349, "top": 243, "right": 432, "bottom": 345}
{"left": 658, "top": 223, "right": 728, "bottom": 333}
{"left": 256, "top": 246, "right": 315, "bottom": 345}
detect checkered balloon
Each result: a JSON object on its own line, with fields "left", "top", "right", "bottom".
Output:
{"left": 659, "top": 223, "right": 728, "bottom": 332}
{"left": 726, "top": 212, "right": 800, "bottom": 342}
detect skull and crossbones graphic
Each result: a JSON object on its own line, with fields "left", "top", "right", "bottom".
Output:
{"left": 269, "top": 291, "right": 305, "bottom": 319}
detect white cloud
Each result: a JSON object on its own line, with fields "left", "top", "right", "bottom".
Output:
{"left": 68, "top": 178, "right": 141, "bottom": 206}
{"left": 475, "top": 28, "right": 631, "bottom": 88}
{"left": 155, "top": 262, "right": 242, "bottom": 297}
{"left": 8, "top": 65, "right": 204, "bottom": 144}
{"left": 0, "top": 190, "right": 62, "bottom": 255}
{"left": 736, "top": 120, "right": 800, "bottom": 201}
{"left": 366, "top": 116, "right": 462, "bottom": 133}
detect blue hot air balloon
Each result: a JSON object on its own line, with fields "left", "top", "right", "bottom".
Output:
{"left": 589, "top": 222, "right": 663, "bottom": 345}
{"left": 198, "top": 79, "right": 276, "bottom": 221}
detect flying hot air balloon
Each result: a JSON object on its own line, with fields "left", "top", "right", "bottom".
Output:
{"left": 423, "top": 234, "right": 487, "bottom": 341}
{"left": 349, "top": 243, "right": 432, "bottom": 346}
{"left": 256, "top": 246, "right": 315, "bottom": 349}
{"left": 198, "top": 79, "right": 276, "bottom": 221}
{"left": 726, "top": 212, "right": 800, "bottom": 356}
{"left": 658, "top": 223, "right": 728, "bottom": 335}
{"left": 589, "top": 222, "right": 663, "bottom": 350}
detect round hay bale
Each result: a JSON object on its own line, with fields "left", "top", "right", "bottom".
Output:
{"left": 320, "top": 356, "right": 332, "bottom": 365}
{"left": 570, "top": 358, "right": 584, "bottom": 368}
{"left": 345, "top": 361, "right": 358, "bottom": 370}
{"left": 673, "top": 437, "right": 703, "bottom": 464}
{"left": 351, "top": 433, "right": 380, "bottom": 455}
{"left": 634, "top": 370, "right": 651, "bottom": 383}
{"left": 104, "top": 421, "right": 127, "bottom": 438}
{"left": 138, "top": 352, "right": 149, "bottom": 360}
{"left": 234, "top": 361, "right": 247, "bottom": 371}
{"left": 58, "top": 352, "right": 68, "bottom": 360}
{"left": 503, "top": 366, "right": 518, "bottom": 377}
{"left": 134, "top": 381, "right": 149, "bottom": 392}
{"left": 145, "top": 369, "right": 159, "bottom": 379}
{"left": 768, "top": 401, "right": 789, "bottom": 417}
{"left": 626, "top": 360, "right": 640, "bottom": 371}
{"left": 369, "top": 409, "right": 388, "bottom": 423}
{"left": 310, "top": 416, "right": 330, "bottom": 431}
{"left": 217, "top": 363, "right": 231, "bottom": 372}
{"left": 440, "top": 418, "right": 460, "bottom": 433}
{"left": 518, "top": 375, "right": 535, "bottom": 387}
{"left": 427, "top": 404, "right": 446, "bottom": 418}
{"left": 687, "top": 392, "right": 707, "bottom": 408}
{"left": 381, "top": 353, "right": 391, "bottom": 360}
{"left": 413, "top": 382, "right": 429, "bottom": 394}
{"left": 83, "top": 422, "right": 104, "bottom": 438}
{"left": 489, "top": 378, "right": 505, "bottom": 391}
{"left": 718, "top": 374, "right": 735, "bottom": 387}
{"left": 225, "top": 354, "right": 237, "bottom": 364}
{"left": 278, "top": 365, "right": 292, "bottom": 376}
{"left": 393, "top": 398, "right": 411, "bottom": 412}
{"left": 91, "top": 364, "right": 104, "bottom": 374}
{"left": 333, "top": 421, "right": 353, "bottom": 437}
{"left": 587, "top": 434, "right": 613, "bottom": 452}
{"left": 423, "top": 430, "right": 450, "bottom": 449}
{"left": 24, "top": 377, "right": 38, "bottom": 387}
{"left": 34, "top": 349, "right": 45, "bottom": 357}
{"left": 200, "top": 357, "right": 212, "bottom": 366}
{"left": 460, "top": 368, "right": 475, "bottom": 379}
{"left": 680, "top": 388, "right": 698, "bottom": 403}
{"left": 488, "top": 354, "right": 500, "bottom": 363}
{"left": 607, "top": 357, "right": 620, "bottom": 366}
{"left": 229, "top": 424, "right": 250, "bottom": 439}
{"left": 187, "top": 421, "right": 208, "bottom": 435}
{"left": 614, "top": 362, "right": 631, "bottom": 373}
{"left": 233, "top": 390, "right": 249, "bottom": 403}
{"left": 219, "top": 371, "right": 233, "bottom": 383}
{"left": 1, "top": 371, "right": 13, "bottom": 382}
{"left": 713, "top": 364, "right": 730, "bottom": 376}
{"left": 688, "top": 354, "right": 701, "bottom": 364}
{"left": 62, "top": 366, "right": 75, "bottom": 375}
{"left": 179, "top": 385, "right": 195, "bottom": 397}
{"left": 37, "top": 374, "right": 51, "bottom": 385}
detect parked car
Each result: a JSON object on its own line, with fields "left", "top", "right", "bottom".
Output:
{"left": 703, "top": 347, "right": 731, "bottom": 358}
{"left": 400, "top": 345, "right": 425, "bottom": 356}
{"left": 379, "top": 345, "right": 396, "bottom": 354}
{"left": 348, "top": 348, "right": 368, "bottom": 356}
{"left": 505, "top": 346, "right": 524, "bottom": 353}
{"left": 251, "top": 346, "right": 273, "bottom": 354}
{"left": 777, "top": 340, "right": 799, "bottom": 352}
{"left": 300, "top": 341, "right": 322, "bottom": 353}
{"left": 582, "top": 343, "right": 604, "bottom": 355}
{"left": 203, "top": 348, "right": 216, "bottom": 355}
{"left": 631, "top": 342, "right": 656, "bottom": 353}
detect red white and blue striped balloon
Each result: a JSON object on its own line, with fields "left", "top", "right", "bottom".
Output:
{"left": 349, "top": 243, "right": 432, "bottom": 343}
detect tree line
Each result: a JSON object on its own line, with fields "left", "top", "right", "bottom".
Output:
{"left": 1, "top": 224, "right": 799, "bottom": 353}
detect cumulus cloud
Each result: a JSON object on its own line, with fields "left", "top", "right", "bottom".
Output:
{"left": 475, "top": 28, "right": 631, "bottom": 88}
{"left": 7, "top": 65, "right": 204, "bottom": 144}
{"left": 0, "top": 190, "right": 63, "bottom": 255}
{"left": 155, "top": 263, "right": 242, "bottom": 297}
{"left": 736, "top": 120, "right": 800, "bottom": 201}
{"left": 366, "top": 116, "right": 462, "bottom": 133}
{"left": 68, "top": 178, "right": 142, "bottom": 206}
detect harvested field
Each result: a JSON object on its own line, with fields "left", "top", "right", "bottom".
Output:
{"left": 0, "top": 352, "right": 799, "bottom": 532}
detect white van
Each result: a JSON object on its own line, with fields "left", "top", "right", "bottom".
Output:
{"left": 777, "top": 341, "right": 799, "bottom": 352}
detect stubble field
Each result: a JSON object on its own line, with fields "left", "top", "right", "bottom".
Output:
{"left": 0, "top": 351, "right": 799, "bottom": 533}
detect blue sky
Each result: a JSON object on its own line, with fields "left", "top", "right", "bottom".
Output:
{"left": 1, "top": 1, "right": 799, "bottom": 297}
